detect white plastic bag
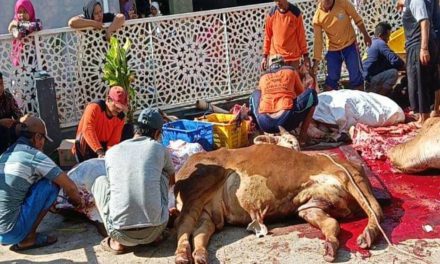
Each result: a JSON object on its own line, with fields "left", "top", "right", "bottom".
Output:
{"left": 313, "top": 90, "right": 405, "bottom": 133}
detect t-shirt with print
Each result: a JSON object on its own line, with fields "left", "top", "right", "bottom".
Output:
{"left": 0, "top": 137, "right": 63, "bottom": 233}
{"left": 105, "top": 136, "right": 175, "bottom": 230}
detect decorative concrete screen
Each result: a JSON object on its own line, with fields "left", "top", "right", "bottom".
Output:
{"left": 0, "top": 0, "right": 401, "bottom": 128}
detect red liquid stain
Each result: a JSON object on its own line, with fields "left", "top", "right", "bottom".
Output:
{"left": 272, "top": 148, "right": 440, "bottom": 258}
{"left": 340, "top": 155, "right": 440, "bottom": 253}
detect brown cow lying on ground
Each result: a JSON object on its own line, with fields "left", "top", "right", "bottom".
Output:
{"left": 389, "top": 117, "right": 440, "bottom": 173}
{"left": 174, "top": 144, "right": 383, "bottom": 263}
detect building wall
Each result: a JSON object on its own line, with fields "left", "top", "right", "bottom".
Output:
{"left": 0, "top": 0, "right": 120, "bottom": 35}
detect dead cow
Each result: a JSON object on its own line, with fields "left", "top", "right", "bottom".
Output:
{"left": 174, "top": 144, "right": 383, "bottom": 263}
{"left": 389, "top": 117, "right": 440, "bottom": 173}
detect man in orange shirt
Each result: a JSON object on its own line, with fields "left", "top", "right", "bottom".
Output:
{"left": 73, "top": 86, "right": 127, "bottom": 162}
{"left": 261, "top": 0, "right": 310, "bottom": 71}
{"left": 251, "top": 57, "right": 318, "bottom": 144}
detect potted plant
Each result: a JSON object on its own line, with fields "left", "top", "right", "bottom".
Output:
{"left": 103, "top": 36, "right": 136, "bottom": 140}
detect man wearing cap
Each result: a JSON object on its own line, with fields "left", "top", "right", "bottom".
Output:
{"left": 0, "top": 71, "right": 23, "bottom": 154}
{"left": 91, "top": 108, "right": 175, "bottom": 254}
{"left": 0, "top": 115, "right": 82, "bottom": 251}
{"left": 250, "top": 57, "right": 318, "bottom": 144}
{"left": 73, "top": 86, "right": 128, "bottom": 162}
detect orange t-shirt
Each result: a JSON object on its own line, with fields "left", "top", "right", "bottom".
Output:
{"left": 258, "top": 67, "right": 304, "bottom": 114}
{"left": 263, "top": 4, "right": 308, "bottom": 62}
{"left": 73, "top": 100, "right": 125, "bottom": 154}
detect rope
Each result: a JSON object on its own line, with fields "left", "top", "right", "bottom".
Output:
{"left": 317, "top": 153, "right": 430, "bottom": 263}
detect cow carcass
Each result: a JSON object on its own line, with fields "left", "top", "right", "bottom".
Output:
{"left": 174, "top": 144, "right": 383, "bottom": 263}
{"left": 388, "top": 117, "right": 440, "bottom": 173}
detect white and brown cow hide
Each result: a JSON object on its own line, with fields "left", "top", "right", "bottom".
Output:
{"left": 174, "top": 144, "right": 383, "bottom": 263}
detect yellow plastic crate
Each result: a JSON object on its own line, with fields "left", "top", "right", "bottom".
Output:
{"left": 389, "top": 27, "right": 405, "bottom": 54}
{"left": 197, "top": 113, "right": 249, "bottom": 149}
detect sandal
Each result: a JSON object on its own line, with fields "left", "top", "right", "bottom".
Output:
{"left": 10, "top": 233, "right": 57, "bottom": 252}
{"left": 100, "top": 237, "right": 126, "bottom": 255}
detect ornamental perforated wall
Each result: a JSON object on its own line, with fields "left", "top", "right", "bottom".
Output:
{"left": 0, "top": 0, "right": 402, "bottom": 127}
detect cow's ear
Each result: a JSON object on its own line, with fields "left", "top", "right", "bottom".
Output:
{"left": 278, "top": 126, "right": 289, "bottom": 135}
{"left": 253, "top": 135, "right": 266, "bottom": 144}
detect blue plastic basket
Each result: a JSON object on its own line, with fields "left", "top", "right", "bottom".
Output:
{"left": 162, "top": 120, "right": 214, "bottom": 151}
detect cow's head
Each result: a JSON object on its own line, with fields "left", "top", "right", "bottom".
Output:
{"left": 253, "top": 126, "right": 300, "bottom": 151}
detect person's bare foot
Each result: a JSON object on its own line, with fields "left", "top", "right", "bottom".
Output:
{"left": 11, "top": 233, "right": 57, "bottom": 251}
{"left": 412, "top": 113, "right": 430, "bottom": 128}
{"left": 430, "top": 110, "right": 440, "bottom": 118}
{"left": 109, "top": 238, "right": 125, "bottom": 251}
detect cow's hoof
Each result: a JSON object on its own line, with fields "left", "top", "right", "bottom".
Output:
{"left": 176, "top": 253, "right": 192, "bottom": 264}
{"left": 176, "top": 243, "right": 192, "bottom": 264}
{"left": 357, "top": 228, "right": 374, "bottom": 249}
{"left": 193, "top": 248, "right": 208, "bottom": 264}
{"left": 323, "top": 240, "right": 338, "bottom": 262}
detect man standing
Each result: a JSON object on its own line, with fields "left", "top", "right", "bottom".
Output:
{"left": 0, "top": 72, "right": 23, "bottom": 154}
{"left": 397, "top": 0, "right": 440, "bottom": 124}
{"left": 92, "top": 109, "right": 175, "bottom": 254}
{"left": 363, "top": 22, "right": 405, "bottom": 95}
{"left": 73, "top": 86, "right": 127, "bottom": 162}
{"left": 312, "top": 0, "right": 371, "bottom": 91}
{"left": 0, "top": 116, "right": 82, "bottom": 251}
{"left": 261, "top": 0, "right": 309, "bottom": 71}
{"left": 251, "top": 57, "right": 318, "bottom": 144}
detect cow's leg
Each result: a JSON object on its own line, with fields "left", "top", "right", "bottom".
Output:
{"left": 191, "top": 211, "right": 216, "bottom": 264}
{"left": 345, "top": 176, "right": 383, "bottom": 249}
{"left": 175, "top": 204, "right": 206, "bottom": 264}
{"left": 298, "top": 207, "right": 340, "bottom": 262}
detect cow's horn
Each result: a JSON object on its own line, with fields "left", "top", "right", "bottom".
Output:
{"left": 278, "top": 126, "right": 289, "bottom": 135}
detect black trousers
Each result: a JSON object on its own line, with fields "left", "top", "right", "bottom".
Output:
{"left": 406, "top": 41, "right": 440, "bottom": 113}
{"left": 74, "top": 133, "right": 107, "bottom": 162}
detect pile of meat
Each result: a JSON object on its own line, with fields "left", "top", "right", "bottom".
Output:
{"left": 350, "top": 122, "right": 419, "bottom": 160}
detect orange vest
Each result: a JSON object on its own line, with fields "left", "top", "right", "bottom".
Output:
{"left": 258, "top": 67, "right": 304, "bottom": 114}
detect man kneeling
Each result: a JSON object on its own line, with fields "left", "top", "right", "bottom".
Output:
{"left": 0, "top": 116, "right": 81, "bottom": 251}
{"left": 250, "top": 56, "right": 318, "bottom": 144}
{"left": 92, "top": 109, "right": 175, "bottom": 254}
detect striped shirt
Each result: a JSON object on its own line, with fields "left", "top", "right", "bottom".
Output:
{"left": 0, "top": 137, "right": 62, "bottom": 233}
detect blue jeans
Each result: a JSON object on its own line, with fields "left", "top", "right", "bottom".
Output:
{"left": 0, "top": 179, "right": 59, "bottom": 245}
{"left": 249, "top": 89, "right": 318, "bottom": 133}
{"left": 325, "top": 42, "right": 364, "bottom": 89}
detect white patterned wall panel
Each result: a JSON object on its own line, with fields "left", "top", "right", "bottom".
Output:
{"left": 37, "top": 32, "right": 82, "bottom": 125}
{"left": 227, "top": 7, "right": 270, "bottom": 94}
{"left": 0, "top": 0, "right": 402, "bottom": 127}
{"left": 150, "top": 14, "right": 231, "bottom": 106}
{"left": 0, "top": 36, "right": 38, "bottom": 116}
